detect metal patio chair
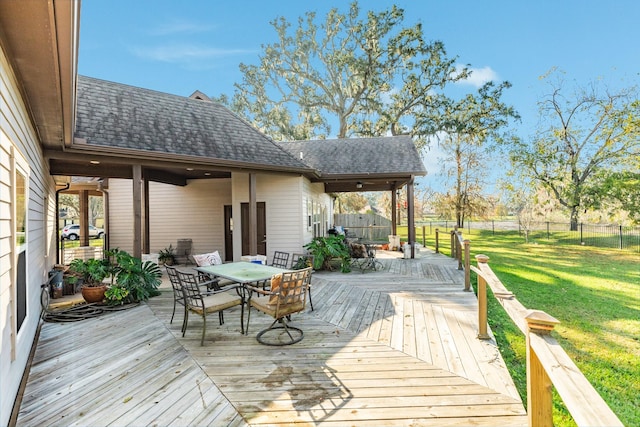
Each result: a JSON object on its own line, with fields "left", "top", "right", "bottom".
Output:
{"left": 175, "top": 238, "right": 193, "bottom": 265}
{"left": 290, "top": 253, "right": 315, "bottom": 311}
{"left": 178, "top": 270, "right": 244, "bottom": 345}
{"left": 165, "top": 265, "right": 187, "bottom": 331}
{"left": 245, "top": 267, "right": 312, "bottom": 346}
{"left": 271, "top": 251, "right": 290, "bottom": 268}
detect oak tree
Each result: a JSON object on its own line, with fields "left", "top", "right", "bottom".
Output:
{"left": 509, "top": 72, "right": 640, "bottom": 230}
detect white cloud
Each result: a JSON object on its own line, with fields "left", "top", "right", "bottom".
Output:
{"left": 131, "top": 43, "right": 254, "bottom": 63}
{"left": 149, "top": 20, "right": 215, "bottom": 36}
{"left": 454, "top": 65, "right": 499, "bottom": 88}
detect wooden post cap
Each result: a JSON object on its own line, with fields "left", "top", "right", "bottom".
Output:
{"left": 476, "top": 254, "right": 490, "bottom": 263}
{"left": 525, "top": 310, "right": 560, "bottom": 334}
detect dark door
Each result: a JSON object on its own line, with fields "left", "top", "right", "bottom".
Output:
{"left": 241, "top": 202, "right": 266, "bottom": 256}
{"left": 224, "top": 205, "right": 233, "bottom": 262}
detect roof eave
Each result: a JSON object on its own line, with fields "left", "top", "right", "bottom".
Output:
{"left": 0, "top": 0, "right": 79, "bottom": 149}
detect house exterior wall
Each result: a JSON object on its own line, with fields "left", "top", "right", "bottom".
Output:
{"left": 0, "top": 45, "right": 58, "bottom": 426}
{"left": 107, "top": 173, "right": 332, "bottom": 266}
{"left": 230, "top": 172, "right": 331, "bottom": 262}
{"left": 107, "top": 178, "right": 232, "bottom": 257}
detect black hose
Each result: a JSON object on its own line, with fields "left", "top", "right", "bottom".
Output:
{"left": 41, "top": 302, "right": 140, "bottom": 323}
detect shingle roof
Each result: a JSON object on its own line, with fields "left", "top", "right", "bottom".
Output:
{"left": 277, "top": 136, "right": 427, "bottom": 177}
{"left": 74, "top": 75, "right": 311, "bottom": 171}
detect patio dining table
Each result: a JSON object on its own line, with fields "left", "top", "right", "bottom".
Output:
{"left": 195, "top": 261, "right": 290, "bottom": 286}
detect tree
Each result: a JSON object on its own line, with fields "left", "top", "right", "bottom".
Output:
{"left": 58, "top": 193, "right": 104, "bottom": 226}
{"left": 223, "top": 1, "right": 467, "bottom": 148}
{"left": 509, "top": 71, "right": 640, "bottom": 230}
{"left": 585, "top": 170, "right": 640, "bottom": 224}
{"left": 59, "top": 194, "right": 79, "bottom": 220}
{"left": 438, "top": 81, "right": 519, "bottom": 227}
{"left": 334, "top": 192, "right": 368, "bottom": 214}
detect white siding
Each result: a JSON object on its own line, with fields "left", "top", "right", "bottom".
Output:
{"left": 230, "top": 172, "right": 331, "bottom": 262}
{"left": 107, "top": 178, "right": 232, "bottom": 258}
{"left": 0, "top": 45, "right": 58, "bottom": 426}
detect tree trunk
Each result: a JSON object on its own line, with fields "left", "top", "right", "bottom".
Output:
{"left": 569, "top": 207, "right": 579, "bottom": 231}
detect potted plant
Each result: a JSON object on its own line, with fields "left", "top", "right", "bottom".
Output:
{"left": 68, "top": 257, "right": 113, "bottom": 303}
{"left": 158, "top": 244, "right": 176, "bottom": 266}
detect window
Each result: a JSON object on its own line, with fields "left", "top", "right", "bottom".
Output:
{"left": 15, "top": 166, "right": 28, "bottom": 333}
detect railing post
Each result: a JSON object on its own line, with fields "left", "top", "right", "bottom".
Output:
{"left": 463, "top": 239, "right": 471, "bottom": 291}
{"left": 475, "top": 254, "right": 490, "bottom": 339}
{"left": 435, "top": 228, "right": 440, "bottom": 253}
{"left": 450, "top": 229, "right": 456, "bottom": 258}
{"left": 525, "top": 310, "right": 560, "bottom": 427}
{"left": 456, "top": 231, "right": 463, "bottom": 270}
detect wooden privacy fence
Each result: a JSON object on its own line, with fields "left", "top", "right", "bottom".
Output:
{"left": 471, "top": 255, "right": 623, "bottom": 426}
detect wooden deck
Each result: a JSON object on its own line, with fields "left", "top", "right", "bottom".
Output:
{"left": 16, "top": 249, "right": 526, "bottom": 426}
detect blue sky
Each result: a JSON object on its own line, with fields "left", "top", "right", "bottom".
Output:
{"left": 79, "top": 0, "right": 640, "bottom": 190}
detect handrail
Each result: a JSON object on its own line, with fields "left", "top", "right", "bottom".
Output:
{"left": 473, "top": 254, "right": 623, "bottom": 427}
{"left": 449, "top": 228, "right": 471, "bottom": 291}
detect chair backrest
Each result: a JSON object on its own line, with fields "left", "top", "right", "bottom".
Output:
{"left": 290, "top": 253, "right": 314, "bottom": 270}
{"left": 175, "top": 238, "right": 193, "bottom": 263}
{"left": 165, "top": 265, "right": 182, "bottom": 294}
{"left": 271, "top": 251, "right": 290, "bottom": 268}
{"left": 268, "top": 267, "right": 312, "bottom": 316}
{"left": 177, "top": 270, "right": 204, "bottom": 308}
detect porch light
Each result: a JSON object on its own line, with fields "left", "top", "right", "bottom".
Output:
{"left": 356, "top": 182, "right": 363, "bottom": 189}
{"left": 186, "top": 168, "right": 194, "bottom": 171}
{"left": 89, "top": 160, "right": 100, "bottom": 164}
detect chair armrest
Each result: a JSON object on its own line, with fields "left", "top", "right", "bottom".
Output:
{"left": 203, "top": 284, "right": 243, "bottom": 296}
{"left": 245, "top": 284, "right": 278, "bottom": 297}
{"left": 197, "top": 277, "right": 221, "bottom": 290}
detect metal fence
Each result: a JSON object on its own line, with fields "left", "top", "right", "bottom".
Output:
{"left": 418, "top": 220, "right": 640, "bottom": 253}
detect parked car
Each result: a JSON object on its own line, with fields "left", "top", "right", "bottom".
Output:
{"left": 60, "top": 224, "right": 104, "bottom": 240}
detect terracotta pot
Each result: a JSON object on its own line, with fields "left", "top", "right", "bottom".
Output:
{"left": 81, "top": 285, "right": 108, "bottom": 304}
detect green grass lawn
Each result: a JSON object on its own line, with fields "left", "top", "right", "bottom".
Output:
{"left": 59, "top": 237, "right": 104, "bottom": 249}
{"left": 397, "top": 226, "right": 639, "bottom": 426}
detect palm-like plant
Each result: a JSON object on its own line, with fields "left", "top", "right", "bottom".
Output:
{"left": 112, "top": 251, "right": 162, "bottom": 303}
{"left": 304, "top": 235, "right": 351, "bottom": 272}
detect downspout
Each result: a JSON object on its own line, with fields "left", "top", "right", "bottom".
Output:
{"left": 55, "top": 183, "right": 70, "bottom": 264}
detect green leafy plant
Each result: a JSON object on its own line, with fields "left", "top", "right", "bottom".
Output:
{"left": 113, "top": 250, "right": 162, "bottom": 302}
{"left": 68, "top": 257, "right": 112, "bottom": 286}
{"left": 304, "top": 235, "right": 351, "bottom": 273}
{"left": 158, "top": 244, "right": 176, "bottom": 265}
{"left": 104, "top": 285, "right": 130, "bottom": 306}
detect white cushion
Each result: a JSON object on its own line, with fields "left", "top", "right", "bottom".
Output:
{"left": 208, "top": 251, "right": 222, "bottom": 265}
{"left": 193, "top": 251, "right": 223, "bottom": 267}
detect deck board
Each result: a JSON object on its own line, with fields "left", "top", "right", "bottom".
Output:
{"left": 17, "top": 248, "right": 525, "bottom": 426}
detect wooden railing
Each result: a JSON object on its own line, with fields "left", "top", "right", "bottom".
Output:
{"left": 435, "top": 227, "right": 471, "bottom": 291}
{"left": 471, "top": 255, "right": 623, "bottom": 426}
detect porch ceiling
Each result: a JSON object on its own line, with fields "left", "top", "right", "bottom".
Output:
{"left": 320, "top": 177, "right": 411, "bottom": 193}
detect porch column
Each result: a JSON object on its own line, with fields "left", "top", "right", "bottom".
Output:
{"left": 79, "top": 190, "right": 89, "bottom": 247}
{"left": 391, "top": 188, "right": 397, "bottom": 235}
{"left": 248, "top": 173, "right": 257, "bottom": 256}
{"left": 99, "top": 180, "right": 110, "bottom": 254}
{"left": 132, "top": 164, "right": 142, "bottom": 258}
{"left": 143, "top": 177, "right": 150, "bottom": 254}
{"left": 407, "top": 178, "right": 416, "bottom": 259}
